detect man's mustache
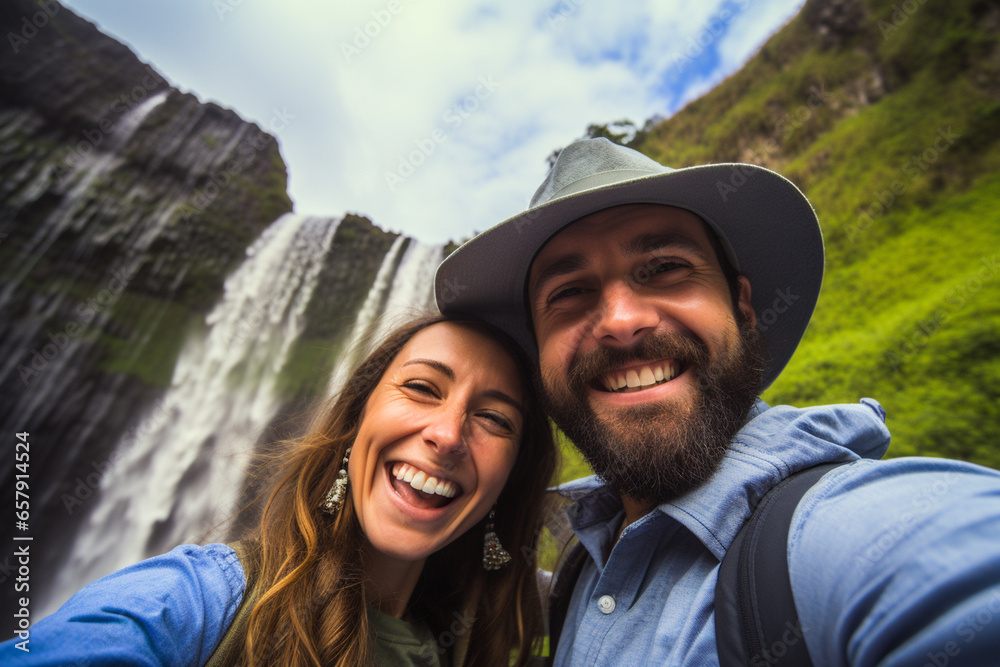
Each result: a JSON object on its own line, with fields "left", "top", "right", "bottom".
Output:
{"left": 567, "top": 332, "right": 711, "bottom": 388}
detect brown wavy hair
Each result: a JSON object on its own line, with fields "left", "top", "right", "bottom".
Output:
{"left": 234, "top": 314, "right": 557, "bottom": 666}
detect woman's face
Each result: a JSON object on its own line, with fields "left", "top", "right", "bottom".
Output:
{"left": 349, "top": 321, "right": 524, "bottom": 563}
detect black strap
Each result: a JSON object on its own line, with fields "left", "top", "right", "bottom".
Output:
{"left": 546, "top": 539, "right": 588, "bottom": 664}
{"left": 205, "top": 542, "right": 258, "bottom": 667}
{"left": 716, "top": 462, "right": 846, "bottom": 667}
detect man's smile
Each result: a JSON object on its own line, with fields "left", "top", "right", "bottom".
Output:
{"left": 596, "top": 359, "right": 683, "bottom": 393}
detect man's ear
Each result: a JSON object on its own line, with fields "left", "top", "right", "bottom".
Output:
{"left": 737, "top": 275, "right": 756, "bottom": 329}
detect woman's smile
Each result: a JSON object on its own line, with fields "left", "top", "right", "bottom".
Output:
{"left": 389, "top": 463, "right": 462, "bottom": 500}
{"left": 389, "top": 461, "right": 460, "bottom": 505}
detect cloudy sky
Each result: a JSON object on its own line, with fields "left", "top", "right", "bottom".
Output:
{"left": 63, "top": 0, "right": 806, "bottom": 244}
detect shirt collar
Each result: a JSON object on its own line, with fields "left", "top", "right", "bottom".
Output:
{"left": 554, "top": 399, "right": 891, "bottom": 561}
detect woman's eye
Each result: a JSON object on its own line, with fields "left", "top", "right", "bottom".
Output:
{"left": 479, "top": 411, "right": 514, "bottom": 434}
{"left": 402, "top": 381, "right": 438, "bottom": 397}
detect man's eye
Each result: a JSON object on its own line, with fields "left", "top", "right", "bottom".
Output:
{"left": 654, "top": 262, "right": 679, "bottom": 272}
{"left": 631, "top": 260, "right": 688, "bottom": 284}
{"left": 651, "top": 260, "right": 686, "bottom": 274}
{"left": 549, "top": 286, "right": 586, "bottom": 303}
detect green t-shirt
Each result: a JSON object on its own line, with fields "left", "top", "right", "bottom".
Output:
{"left": 369, "top": 607, "right": 451, "bottom": 667}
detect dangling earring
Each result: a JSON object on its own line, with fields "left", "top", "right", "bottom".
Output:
{"left": 322, "top": 446, "right": 352, "bottom": 515}
{"left": 483, "top": 507, "right": 511, "bottom": 571}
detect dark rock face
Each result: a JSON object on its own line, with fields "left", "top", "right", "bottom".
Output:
{"left": 802, "top": 0, "right": 867, "bottom": 48}
{"left": 0, "top": 1, "right": 408, "bottom": 616}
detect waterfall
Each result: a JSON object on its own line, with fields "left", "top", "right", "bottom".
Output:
{"left": 369, "top": 241, "right": 444, "bottom": 342}
{"left": 325, "top": 235, "right": 406, "bottom": 394}
{"left": 327, "top": 239, "right": 444, "bottom": 395}
{"left": 42, "top": 213, "right": 342, "bottom": 616}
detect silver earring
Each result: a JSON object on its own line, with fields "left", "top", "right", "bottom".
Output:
{"left": 483, "top": 508, "right": 511, "bottom": 571}
{"left": 322, "top": 446, "right": 351, "bottom": 514}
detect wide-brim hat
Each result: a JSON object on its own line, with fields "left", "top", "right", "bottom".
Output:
{"left": 434, "top": 137, "right": 823, "bottom": 390}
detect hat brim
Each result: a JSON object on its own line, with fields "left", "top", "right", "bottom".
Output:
{"left": 435, "top": 163, "right": 823, "bottom": 390}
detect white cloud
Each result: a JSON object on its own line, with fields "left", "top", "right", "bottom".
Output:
{"left": 62, "top": 0, "right": 806, "bottom": 243}
{"left": 717, "top": 0, "right": 807, "bottom": 72}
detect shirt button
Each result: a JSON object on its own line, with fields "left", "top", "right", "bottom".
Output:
{"left": 597, "top": 594, "right": 616, "bottom": 614}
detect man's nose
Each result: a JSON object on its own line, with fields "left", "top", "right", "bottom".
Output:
{"left": 590, "top": 281, "right": 659, "bottom": 347}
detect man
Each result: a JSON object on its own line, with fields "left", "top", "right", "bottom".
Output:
{"left": 435, "top": 138, "right": 1000, "bottom": 666}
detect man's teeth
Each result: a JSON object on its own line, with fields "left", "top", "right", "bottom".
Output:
{"left": 391, "top": 463, "right": 458, "bottom": 498}
{"left": 601, "top": 361, "right": 679, "bottom": 392}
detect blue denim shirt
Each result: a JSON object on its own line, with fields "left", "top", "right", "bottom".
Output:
{"left": 553, "top": 400, "right": 1000, "bottom": 666}
{"left": 0, "top": 543, "right": 244, "bottom": 665}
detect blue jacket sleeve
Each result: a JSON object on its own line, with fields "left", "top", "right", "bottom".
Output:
{"left": 789, "top": 458, "right": 1000, "bottom": 667}
{"left": 0, "top": 543, "right": 246, "bottom": 666}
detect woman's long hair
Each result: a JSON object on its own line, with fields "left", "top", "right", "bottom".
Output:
{"left": 236, "top": 314, "right": 558, "bottom": 666}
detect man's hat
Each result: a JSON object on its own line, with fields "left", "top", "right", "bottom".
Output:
{"left": 434, "top": 137, "right": 823, "bottom": 389}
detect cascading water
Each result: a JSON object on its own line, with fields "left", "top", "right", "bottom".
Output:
{"left": 326, "top": 239, "right": 444, "bottom": 396}
{"left": 326, "top": 235, "right": 407, "bottom": 395}
{"left": 42, "top": 212, "right": 343, "bottom": 616}
{"left": 368, "top": 241, "right": 443, "bottom": 342}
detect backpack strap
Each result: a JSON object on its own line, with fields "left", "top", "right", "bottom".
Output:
{"left": 716, "top": 462, "right": 846, "bottom": 667}
{"left": 546, "top": 539, "right": 589, "bottom": 664}
{"left": 205, "top": 542, "right": 259, "bottom": 667}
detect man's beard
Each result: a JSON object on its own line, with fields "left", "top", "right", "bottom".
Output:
{"left": 541, "top": 315, "right": 767, "bottom": 506}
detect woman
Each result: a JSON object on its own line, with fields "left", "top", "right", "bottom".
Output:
{"left": 1, "top": 315, "right": 557, "bottom": 666}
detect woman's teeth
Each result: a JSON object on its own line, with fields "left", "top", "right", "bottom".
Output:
{"left": 600, "top": 360, "right": 679, "bottom": 392}
{"left": 392, "top": 463, "right": 458, "bottom": 498}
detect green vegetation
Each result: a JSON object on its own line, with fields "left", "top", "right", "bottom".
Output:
{"left": 98, "top": 294, "right": 200, "bottom": 387}
{"left": 274, "top": 338, "right": 342, "bottom": 401}
{"left": 557, "top": 0, "right": 1000, "bottom": 483}
{"left": 260, "top": 149, "right": 295, "bottom": 223}
{"left": 1, "top": 259, "right": 200, "bottom": 388}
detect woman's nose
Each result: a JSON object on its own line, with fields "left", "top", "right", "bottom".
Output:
{"left": 421, "top": 405, "right": 468, "bottom": 458}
